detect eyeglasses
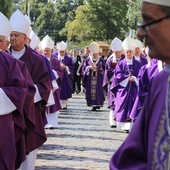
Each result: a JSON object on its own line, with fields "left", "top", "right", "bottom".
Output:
{"left": 137, "top": 15, "right": 170, "bottom": 33}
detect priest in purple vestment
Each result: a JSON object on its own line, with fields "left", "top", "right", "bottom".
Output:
{"left": 82, "top": 42, "right": 105, "bottom": 111}
{"left": 41, "top": 35, "right": 63, "bottom": 129}
{"left": 130, "top": 50, "right": 164, "bottom": 120}
{"left": 110, "top": 36, "right": 141, "bottom": 131}
{"left": 110, "top": 0, "right": 170, "bottom": 169}
{"left": 28, "top": 30, "right": 56, "bottom": 89}
{"left": 9, "top": 9, "right": 51, "bottom": 170}
{"left": 133, "top": 39, "right": 148, "bottom": 67}
{"left": 0, "top": 51, "right": 27, "bottom": 170}
{"left": 54, "top": 41, "right": 74, "bottom": 109}
{"left": 103, "top": 37, "right": 124, "bottom": 127}
{"left": 0, "top": 12, "right": 36, "bottom": 169}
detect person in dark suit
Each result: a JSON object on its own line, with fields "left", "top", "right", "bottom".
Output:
{"left": 72, "top": 48, "right": 82, "bottom": 94}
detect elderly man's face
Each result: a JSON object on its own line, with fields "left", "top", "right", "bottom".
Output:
{"left": 59, "top": 50, "right": 65, "bottom": 57}
{"left": 134, "top": 47, "right": 141, "bottom": 56}
{"left": 125, "top": 50, "right": 133, "bottom": 59}
{"left": 92, "top": 53, "right": 98, "bottom": 59}
{"left": 0, "top": 35, "right": 9, "bottom": 51}
{"left": 42, "top": 48, "right": 52, "bottom": 58}
{"left": 10, "top": 32, "right": 26, "bottom": 50}
{"left": 115, "top": 51, "right": 122, "bottom": 59}
{"left": 137, "top": 2, "right": 170, "bottom": 63}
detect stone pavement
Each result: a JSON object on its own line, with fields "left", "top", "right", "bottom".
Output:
{"left": 35, "top": 92, "right": 128, "bottom": 170}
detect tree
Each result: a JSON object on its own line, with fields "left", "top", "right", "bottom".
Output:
{"left": 126, "top": 0, "right": 142, "bottom": 38}
{"left": 35, "top": 2, "right": 58, "bottom": 41}
{"left": 62, "top": 0, "right": 130, "bottom": 44}
{"left": 60, "top": 5, "right": 93, "bottom": 42}
{"left": 0, "top": 0, "right": 12, "bottom": 18}
{"left": 87, "top": 0, "right": 129, "bottom": 41}
{"left": 11, "top": 0, "right": 141, "bottom": 47}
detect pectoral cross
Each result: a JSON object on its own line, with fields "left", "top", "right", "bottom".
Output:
{"left": 127, "top": 69, "right": 133, "bottom": 76}
{"left": 162, "top": 136, "right": 170, "bottom": 153}
{"left": 163, "top": 145, "right": 170, "bottom": 152}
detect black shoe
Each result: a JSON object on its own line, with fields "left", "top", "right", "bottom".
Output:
{"left": 45, "top": 125, "right": 54, "bottom": 129}
{"left": 110, "top": 125, "right": 116, "bottom": 128}
{"left": 96, "top": 107, "right": 100, "bottom": 109}
{"left": 124, "top": 130, "right": 129, "bottom": 133}
{"left": 62, "top": 106, "right": 67, "bottom": 110}
{"left": 91, "top": 107, "right": 97, "bottom": 111}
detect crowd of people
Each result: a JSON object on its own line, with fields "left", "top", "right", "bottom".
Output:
{"left": 0, "top": 8, "right": 108, "bottom": 170}
{"left": 1, "top": 0, "right": 170, "bottom": 169}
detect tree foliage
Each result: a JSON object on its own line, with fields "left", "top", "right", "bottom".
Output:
{"left": 60, "top": 5, "right": 93, "bottom": 42}
{"left": 0, "top": 0, "right": 12, "bottom": 18}
{"left": 127, "top": 0, "right": 142, "bottom": 29}
{"left": 10, "top": 0, "right": 142, "bottom": 47}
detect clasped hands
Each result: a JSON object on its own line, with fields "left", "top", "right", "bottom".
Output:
{"left": 129, "top": 76, "right": 134, "bottom": 82}
{"left": 90, "top": 64, "right": 97, "bottom": 71}
{"left": 60, "top": 63, "right": 66, "bottom": 69}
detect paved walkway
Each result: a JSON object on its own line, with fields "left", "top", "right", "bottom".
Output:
{"left": 35, "top": 92, "right": 128, "bottom": 170}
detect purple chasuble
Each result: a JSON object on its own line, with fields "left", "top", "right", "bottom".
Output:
{"left": 55, "top": 54, "right": 74, "bottom": 100}
{"left": 82, "top": 56, "right": 105, "bottom": 107}
{"left": 134, "top": 54, "right": 148, "bottom": 67}
{"left": 33, "top": 50, "right": 55, "bottom": 84}
{"left": 130, "top": 62, "right": 161, "bottom": 119}
{"left": 39, "top": 52, "right": 55, "bottom": 86}
{"left": 13, "top": 59, "right": 36, "bottom": 169}
{"left": 103, "top": 54, "right": 124, "bottom": 109}
{"left": 10, "top": 45, "right": 51, "bottom": 153}
{"left": 48, "top": 56, "right": 63, "bottom": 113}
{"left": 111, "top": 58, "right": 141, "bottom": 122}
{"left": 0, "top": 51, "right": 27, "bottom": 170}
{"left": 110, "top": 68, "right": 170, "bottom": 170}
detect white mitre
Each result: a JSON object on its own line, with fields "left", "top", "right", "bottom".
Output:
{"left": 10, "top": 9, "right": 30, "bottom": 35}
{"left": 0, "top": 12, "right": 12, "bottom": 38}
{"left": 57, "top": 41, "right": 67, "bottom": 51}
{"left": 134, "top": 39, "right": 143, "bottom": 49}
{"left": 89, "top": 42, "right": 100, "bottom": 53}
{"left": 24, "top": 15, "right": 32, "bottom": 37}
{"left": 24, "top": 14, "right": 31, "bottom": 25}
{"left": 41, "top": 35, "right": 54, "bottom": 49}
{"left": 29, "top": 30, "right": 39, "bottom": 49}
{"left": 111, "top": 37, "right": 122, "bottom": 51}
{"left": 122, "top": 36, "right": 136, "bottom": 51}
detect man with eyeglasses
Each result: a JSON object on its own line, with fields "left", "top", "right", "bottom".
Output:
{"left": 110, "top": 0, "right": 170, "bottom": 169}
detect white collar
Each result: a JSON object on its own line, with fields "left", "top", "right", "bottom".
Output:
{"left": 12, "top": 47, "right": 26, "bottom": 59}
{"left": 126, "top": 58, "right": 133, "bottom": 65}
